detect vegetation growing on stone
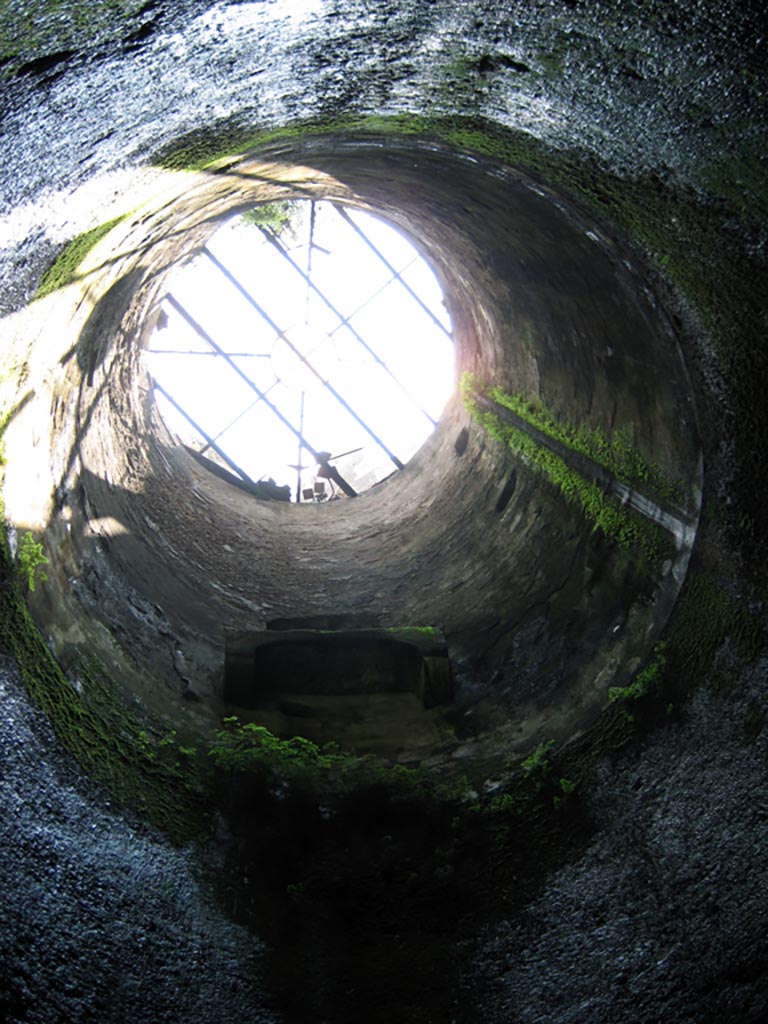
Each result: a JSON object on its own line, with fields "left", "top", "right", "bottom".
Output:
{"left": 664, "top": 571, "right": 764, "bottom": 686}
{"left": 0, "top": 435, "right": 211, "bottom": 842}
{"left": 385, "top": 625, "right": 445, "bottom": 644}
{"left": 209, "top": 715, "right": 464, "bottom": 805}
{"left": 241, "top": 202, "right": 300, "bottom": 234}
{"left": 552, "top": 776, "right": 577, "bottom": 810}
{"left": 35, "top": 215, "right": 127, "bottom": 299}
{"left": 484, "top": 384, "right": 682, "bottom": 504}
{"left": 420, "top": 116, "right": 766, "bottom": 556}
{"left": 603, "top": 574, "right": 762, "bottom": 722}
{"left": 16, "top": 531, "right": 48, "bottom": 592}
{"left": 0, "top": 565, "right": 213, "bottom": 842}
{"left": 0, "top": 1, "right": 149, "bottom": 76}
{"left": 609, "top": 641, "right": 668, "bottom": 703}
{"left": 153, "top": 115, "right": 425, "bottom": 171}
{"left": 462, "top": 372, "right": 670, "bottom": 567}
{"left": 520, "top": 739, "right": 555, "bottom": 777}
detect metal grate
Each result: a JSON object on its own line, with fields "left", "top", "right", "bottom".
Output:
{"left": 146, "top": 200, "right": 454, "bottom": 501}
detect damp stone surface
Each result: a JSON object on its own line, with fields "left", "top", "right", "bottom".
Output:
{"left": 0, "top": 2, "right": 766, "bottom": 1022}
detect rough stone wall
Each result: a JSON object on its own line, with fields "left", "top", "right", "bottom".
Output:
{"left": 0, "top": 657, "right": 276, "bottom": 1024}
{"left": 0, "top": 2, "right": 766, "bottom": 1022}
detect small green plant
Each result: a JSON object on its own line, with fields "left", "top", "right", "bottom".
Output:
{"left": 609, "top": 641, "right": 668, "bottom": 703}
{"left": 520, "top": 739, "right": 555, "bottom": 777}
{"left": 486, "top": 790, "right": 519, "bottom": 815}
{"left": 286, "top": 882, "right": 306, "bottom": 901}
{"left": 17, "top": 532, "right": 48, "bottom": 591}
{"left": 137, "top": 729, "right": 156, "bottom": 760}
{"left": 134, "top": 727, "right": 199, "bottom": 770}
{"left": 552, "top": 776, "right": 577, "bottom": 809}
{"left": 241, "top": 201, "right": 299, "bottom": 234}
{"left": 208, "top": 716, "right": 468, "bottom": 805}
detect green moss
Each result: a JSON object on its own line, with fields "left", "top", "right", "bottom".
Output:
{"left": 520, "top": 739, "right": 555, "bottom": 776}
{"left": 0, "top": 1, "right": 148, "bottom": 74}
{"left": 462, "top": 374, "right": 670, "bottom": 567}
{"left": 385, "top": 626, "right": 444, "bottom": 643}
{"left": 599, "top": 571, "right": 764, "bottom": 734}
{"left": 209, "top": 716, "right": 466, "bottom": 805}
{"left": 699, "top": 153, "right": 768, "bottom": 217}
{"left": 484, "top": 384, "right": 682, "bottom": 503}
{"left": 442, "top": 52, "right": 478, "bottom": 82}
{"left": 609, "top": 641, "right": 668, "bottom": 703}
{"left": 0, "top": 408, "right": 210, "bottom": 843}
{"left": 0, "top": 545, "right": 212, "bottom": 842}
{"left": 241, "top": 202, "right": 299, "bottom": 232}
{"left": 537, "top": 32, "right": 569, "bottom": 77}
{"left": 35, "top": 215, "right": 126, "bottom": 299}
{"left": 153, "top": 114, "right": 428, "bottom": 171}
{"left": 664, "top": 572, "right": 764, "bottom": 685}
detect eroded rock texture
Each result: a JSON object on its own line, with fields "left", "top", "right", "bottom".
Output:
{"left": 0, "top": 2, "right": 766, "bottom": 1022}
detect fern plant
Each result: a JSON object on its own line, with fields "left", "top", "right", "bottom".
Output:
{"left": 17, "top": 531, "right": 48, "bottom": 591}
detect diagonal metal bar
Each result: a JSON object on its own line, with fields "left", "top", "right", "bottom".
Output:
{"left": 202, "top": 245, "right": 405, "bottom": 471}
{"left": 296, "top": 390, "right": 305, "bottom": 503}
{"left": 332, "top": 204, "right": 453, "bottom": 341}
{"left": 328, "top": 256, "right": 419, "bottom": 337}
{"left": 152, "top": 379, "right": 256, "bottom": 485}
{"left": 165, "top": 293, "right": 358, "bottom": 498}
{"left": 150, "top": 349, "right": 271, "bottom": 357}
{"left": 165, "top": 294, "right": 316, "bottom": 459}
{"left": 305, "top": 200, "right": 315, "bottom": 313}
{"left": 258, "top": 229, "right": 437, "bottom": 429}
{"left": 201, "top": 394, "right": 265, "bottom": 457}
{"left": 156, "top": 301, "right": 281, "bottom": 455}
{"left": 198, "top": 360, "right": 285, "bottom": 456}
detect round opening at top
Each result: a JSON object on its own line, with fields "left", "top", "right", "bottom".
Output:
{"left": 145, "top": 200, "right": 454, "bottom": 500}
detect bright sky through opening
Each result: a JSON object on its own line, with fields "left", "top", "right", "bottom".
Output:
{"left": 146, "top": 201, "right": 454, "bottom": 499}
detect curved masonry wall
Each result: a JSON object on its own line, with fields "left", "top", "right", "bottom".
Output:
{"left": 3, "top": 139, "right": 701, "bottom": 761}
{"left": 0, "top": 3, "right": 765, "bottom": 1022}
